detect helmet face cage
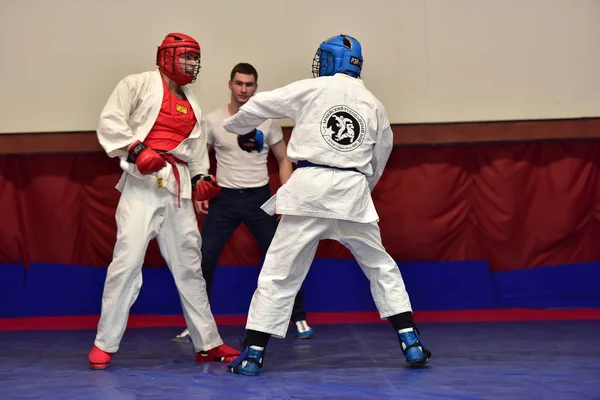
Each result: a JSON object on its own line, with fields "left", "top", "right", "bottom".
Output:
{"left": 312, "top": 48, "right": 334, "bottom": 77}
{"left": 157, "top": 46, "right": 201, "bottom": 83}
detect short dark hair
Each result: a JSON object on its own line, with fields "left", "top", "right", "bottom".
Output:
{"left": 230, "top": 63, "right": 258, "bottom": 83}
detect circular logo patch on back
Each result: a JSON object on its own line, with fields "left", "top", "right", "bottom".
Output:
{"left": 320, "top": 105, "right": 366, "bottom": 152}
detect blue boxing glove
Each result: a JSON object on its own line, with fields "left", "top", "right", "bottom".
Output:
{"left": 237, "top": 129, "right": 264, "bottom": 153}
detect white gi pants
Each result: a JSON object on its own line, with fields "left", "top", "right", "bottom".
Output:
{"left": 246, "top": 215, "right": 413, "bottom": 338}
{"left": 94, "top": 174, "right": 223, "bottom": 353}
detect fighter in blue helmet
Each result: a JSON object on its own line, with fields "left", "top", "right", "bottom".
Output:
{"left": 224, "top": 34, "right": 431, "bottom": 376}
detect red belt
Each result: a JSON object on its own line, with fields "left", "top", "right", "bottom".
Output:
{"left": 159, "top": 153, "right": 188, "bottom": 208}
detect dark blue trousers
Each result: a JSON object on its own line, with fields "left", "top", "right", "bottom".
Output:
{"left": 200, "top": 184, "right": 307, "bottom": 322}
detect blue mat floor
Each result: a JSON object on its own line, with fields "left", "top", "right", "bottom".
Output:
{"left": 0, "top": 321, "right": 598, "bottom": 399}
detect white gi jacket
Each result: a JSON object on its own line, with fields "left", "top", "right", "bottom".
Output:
{"left": 223, "top": 73, "right": 394, "bottom": 223}
{"left": 97, "top": 70, "right": 209, "bottom": 199}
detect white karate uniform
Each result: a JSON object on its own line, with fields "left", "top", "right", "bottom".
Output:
{"left": 95, "top": 69, "right": 223, "bottom": 353}
{"left": 223, "top": 73, "right": 413, "bottom": 338}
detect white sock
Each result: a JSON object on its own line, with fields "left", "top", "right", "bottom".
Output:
{"left": 295, "top": 320, "right": 311, "bottom": 333}
{"left": 249, "top": 345, "right": 264, "bottom": 351}
{"left": 398, "top": 327, "right": 414, "bottom": 334}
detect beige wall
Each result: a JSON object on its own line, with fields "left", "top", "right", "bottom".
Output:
{"left": 0, "top": 0, "right": 598, "bottom": 133}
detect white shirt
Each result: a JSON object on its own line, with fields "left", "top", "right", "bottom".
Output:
{"left": 96, "top": 70, "right": 210, "bottom": 199}
{"left": 223, "top": 73, "right": 393, "bottom": 223}
{"left": 206, "top": 106, "right": 283, "bottom": 189}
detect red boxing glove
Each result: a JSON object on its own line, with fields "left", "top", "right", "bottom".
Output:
{"left": 128, "top": 141, "right": 166, "bottom": 175}
{"left": 193, "top": 174, "right": 222, "bottom": 201}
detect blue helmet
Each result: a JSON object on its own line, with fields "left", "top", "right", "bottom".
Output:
{"left": 312, "top": 34, "right": 363, "bottom": 78}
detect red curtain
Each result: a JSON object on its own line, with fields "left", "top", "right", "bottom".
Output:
{"left": 2, "top": 140, "right": 600, "bottom": 272}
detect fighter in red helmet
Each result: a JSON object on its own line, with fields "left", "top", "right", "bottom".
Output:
{"left": 89, "top": 32, "right": 239, "bottom": 369}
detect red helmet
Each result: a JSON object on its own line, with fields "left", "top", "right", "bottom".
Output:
{"left": 156, "top": 32, "right": 201, "bottom": 86}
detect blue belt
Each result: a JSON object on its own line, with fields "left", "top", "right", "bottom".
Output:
{"left": 296, "top": 160, "right": 360, "bottom": 173}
